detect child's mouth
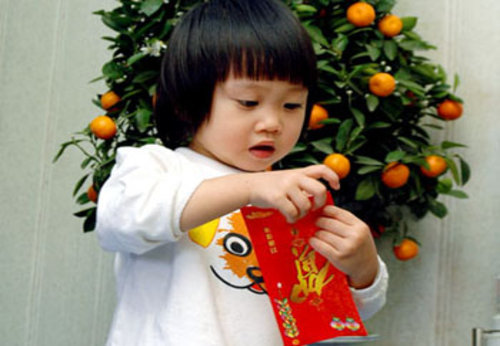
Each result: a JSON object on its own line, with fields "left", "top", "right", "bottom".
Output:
{"left": 249, "top": 144, "right": 276, "bottom": 159}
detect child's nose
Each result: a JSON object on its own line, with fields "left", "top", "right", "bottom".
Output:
{"left": 255, "top": 111, "right": 282, "bottom": 134}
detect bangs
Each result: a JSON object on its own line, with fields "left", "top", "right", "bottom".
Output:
{"left": 219, "top": 44, "right": 315, "bottom": 86}
{"left": 201, "top": 0, "right": 317, "bottom": 86}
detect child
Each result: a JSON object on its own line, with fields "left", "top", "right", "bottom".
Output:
{"left": 96, "top": 0, "right": 388, "bottom": 345}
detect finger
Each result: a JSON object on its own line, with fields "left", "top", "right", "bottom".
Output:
{"left": 321, "top": 205, "right": 359, "bottom": 226}
{"left": 315, "top": 217, "right": 350, "bottom": 238}
{"left": 287, "top": 188, "right": 312, "bottom": 219}
{"left": 302, "top": 165, "right": 340, "bottom": 190}
{"left": 277, "top": 198, "right": 301, "bottom": 223}
{"left": 298, "top": 177, "right": 327, "bottom": 210}
{"left": 309, "top": 235, "right": 341, "bottom": 265}
{"left": 313, "top": 229, "right": 344, "bottom": 249}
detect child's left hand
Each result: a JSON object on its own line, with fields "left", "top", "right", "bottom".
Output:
{"left": 309, "top": 205, "right": 379, "bottom": 289}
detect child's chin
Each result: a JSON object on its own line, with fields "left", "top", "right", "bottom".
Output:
{"left": 239, "top": 161, "right": 273, "bottom": 173}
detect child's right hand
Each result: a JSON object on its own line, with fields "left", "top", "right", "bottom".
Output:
{"left": 246, "top": 165, "right": 340, "bottom": 223}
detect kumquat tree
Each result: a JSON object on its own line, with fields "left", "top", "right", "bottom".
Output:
{"left": 55, "top": 0, "right": 470, "bottom": 261}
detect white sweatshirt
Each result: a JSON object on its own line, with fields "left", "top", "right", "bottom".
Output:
{"left": 96, "top": 144, "right": 388, "bottom": 346}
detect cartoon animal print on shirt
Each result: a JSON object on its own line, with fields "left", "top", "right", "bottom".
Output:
{"left": 188, "top": 211, "right": 267, "bottom": 294}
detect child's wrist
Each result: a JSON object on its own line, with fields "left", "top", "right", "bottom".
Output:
{"left": 347, "top": 260, "right": 379, "bottom": 289}
{"left": 238, "top": 172, "right": 254, "bottom": 207}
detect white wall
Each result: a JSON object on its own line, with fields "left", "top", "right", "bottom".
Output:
{"left": 1, "top": 0, "right": 499, "bottom": 345}
{"left": 365, "top": 1, "right": 500, "bottom": 345}
{"left": 0, "top": 0, "right": 116, "bottom": 344}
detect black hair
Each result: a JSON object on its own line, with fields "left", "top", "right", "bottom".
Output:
{"left": 155, "top": 0, "right": 317, "bottom": 148}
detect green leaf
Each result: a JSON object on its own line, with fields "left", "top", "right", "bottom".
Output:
{"left": 396, "top": 79, "right": 426, "bottom": 97}
{"left": 295, "top": 4, "right": 317, "bottom": 13}
{"left": 383, "top": 40, "right": 398, "bottom": 61}
{"left": 76, "top": 192, "right": 90, "bottom": 205}
{"left": 355, "top": 177, "right": 376, "bottom": 201}
{"left": 53, "top": 142, "right": 72, "bottom": 163}
{"left": 74, "top": 207, "right": 95, "bottom": 218}
{"left": 136, "top": 109, "right": 153, "bottom": 133}
{"left": 335, "top": 23, "right": 355, "bottom": 33}
{"left": 291, "top": 154, "right": 319, "bottom": 165}
{"left": 365, "top": 44, "right": 381, "bottom": 61}
{"left": 398, "top": 136, "right": 419, "bottom": 149}
{"left": 83, "top": 209, "right": 97, "bottom": 233}
{"left": 320, "top": 118, "right": 341, "bottom": 125}
{"left": 354, "top": 156, "right": 384, "bottom": 166}
{"left": 385, "top": 150, "right": 406, "bottom": 163}
{"left": 127, "top": 52, "right": 146, "bottom": 66}
{"left": 121, "top": 89, "right": 143, "bottom": 101}
{"left": 305, "top": 24, "right": 329, "bottom": 47}
{"left": 436, "top": 178, "right": 453, "bottom": 193}
{"left": 132, "top": 70, "right": 159, "bottom": 83}
{"left": 366, "top": 94, "right": 379, "bottom": 112}
{"left": 401, "top": 17, "right": 418, "bottom": 31}
{"left": 335, "top": 119, "right": 353, "bottom": 152}
{"left": 332, "top": 34, "right": 349, "bottom": 54}
{"left": 423, "top": 123, "right": 444, "bottom": 130}
{"left": 399, "top": 38, "right": 436, "bottom": 51}
{"left": 459, "top": 157, "right": 471, "bottom": 185}
{"left": 350, "top": 107, "right": 365, "bottom": 127}
{"left": 88, "top": 75, "right": 105, "bottom": 84}
{"left": 358, "top": 165, "right": 382, "bottom": 175}
{"left": 101, "top": 14, "right": 131, "bottom": 32}
{"left": 428, "top": 198, "right": 448, "bottom": 218}
{"left": 402, "top": 156, "right": 427, "bottom": 166}
{"left": 369, "top": 121, "right": 391, "bottom": 129}
{"left": 289, "top": 143, "right": 307, "bottom": 154}
{"left": 453, "top": 73, "right": 461, "bottom": 92}
{"left": 441, "top": 141, "right": 467, "bottom": 149}
{"left": 311, "top": 138, "right": 333, "bottom": 154}
{"left": 345, "top": 138, "right": 367, "bottom": 155}
{"left": 102, "top": 61, "right": 124, "bottom": 80}
{"left": 442, "top": 190, "right": 469, "bottom": 199}
{"left": 73, "top": 174, "right": 89, "bottom": 197}
{"left": 376, "top": 0, "right": 396, "bottom": 12}
{"left": 140, "top": 0, "right": 164, "bottom": 17}
{"left": 80, "top": 156, "right": 94, "bottom": 169}
{"left": 444, "top": 157, "right": 461, "bottom": 185}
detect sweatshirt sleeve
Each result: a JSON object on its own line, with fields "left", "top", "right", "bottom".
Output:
{"left": 95, "top": 145, "right": 205, "bottom": 255}
{"left": 350, "top": 256, "right": 389, "bottom": 320}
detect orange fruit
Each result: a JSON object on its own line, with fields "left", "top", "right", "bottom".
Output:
{"left": 346, "top": 2, "right": 376, "bottom": 27}
{"left": 90, "top": 115, "right": 117, "bottom": 140}
{"left": 369, "top": 72, "right": 396, "bottom": 97}
{"left": 100, "top": 91, "right": 121, "bottom": 110}
{"left": 308, "top": 104, "right": 329, "bottom": 130}
{"left": 378, "top": 14, "right": 403, "bottom": 37}
{"left": 87, "top": 185, "right": 98, "bottom": 203}
{"left": 323, "top": 153, "right": 351, "bottom": 179}
{"left": 420, "top": 155, "right": 447, "bottom": 178}
{"left": 437, "top": 99, "right": 463, "bottom": 120}
{"left": 393, "top": 238, "right": 419, "bottom": 261}
{"left": 381, "top": 162, "right": 410, "bottom": 188}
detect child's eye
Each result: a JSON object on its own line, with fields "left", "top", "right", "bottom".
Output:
{"left": 284, "top": 103, "right": 303, "bottom": 110}
{"left": 238, "top": 100, "right": 259, "bottom": 108}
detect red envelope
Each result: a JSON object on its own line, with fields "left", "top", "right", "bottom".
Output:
{"left": 241, "top": 193, "right": 367, "bottom": 346}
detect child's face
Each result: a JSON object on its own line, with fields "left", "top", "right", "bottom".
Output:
{"left": 190, "top": 75, "right": 308, "bottom": 172}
